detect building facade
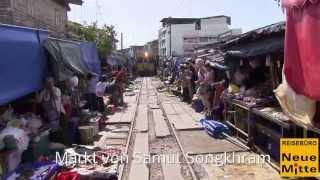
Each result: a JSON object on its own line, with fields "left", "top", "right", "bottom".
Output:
{"left": 158, "top": 16, "right": 241, "bottom": 58}
{"left": 0, "top": 0, "right": 82, "bottom": 37}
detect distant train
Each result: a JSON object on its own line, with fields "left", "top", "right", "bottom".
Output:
{"left": 136, "top": 57, "right": 158, "bottom": 76}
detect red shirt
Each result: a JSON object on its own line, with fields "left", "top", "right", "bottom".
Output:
{"left": 116, "top": 70, "right": 127, "bottom": 83}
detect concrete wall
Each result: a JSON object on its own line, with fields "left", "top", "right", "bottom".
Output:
{"left": 170, "top": 23, "right": 196, "bottom": 56}
{"left": 0, "top": 0, "right": 12, "bottom": 24}
{"left": 0, "top": 0, "right": 68, "bottom": 37}
{"left": 200, "top": 17, "right": 229, "bottom": 36}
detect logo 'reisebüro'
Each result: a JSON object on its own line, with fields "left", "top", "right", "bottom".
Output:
{"left": 280, "top": 138, "right": 319, "bottom": 177}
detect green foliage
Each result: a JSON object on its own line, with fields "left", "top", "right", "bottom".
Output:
{"left": 67, "top": 21, "right": 117, "bottom": 58}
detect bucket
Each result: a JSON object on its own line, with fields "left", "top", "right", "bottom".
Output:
{"left": 89, "top": 118, "right": 100, "bottom": 136}
{"left": 78, "top": 126, "right": 94, "bottom": 145}
{"left": 79, "top": 109, "right": 90, "bottom": 126}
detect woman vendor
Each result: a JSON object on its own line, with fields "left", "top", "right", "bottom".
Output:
{"left": 37, "top": 77, "right": 65, "bottom": 141}
{"left": 179, "top": 64, "right": 191, "bottom": 102}
{"left": 199, "top": 62, "right": 215, "bottom": 116}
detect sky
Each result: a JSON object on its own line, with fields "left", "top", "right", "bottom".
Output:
{"left": 68, "top": 0, "right": 285, "bottom": 49}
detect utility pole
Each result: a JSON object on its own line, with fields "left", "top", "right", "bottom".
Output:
{"left": 169, "top": 17, "right": 172, "bottom": 58}
{"left": 169, "top": 23, "right": 172, "bottom": 58}
{"left": 121, "top": 33, "right": 123, "bottom": 50}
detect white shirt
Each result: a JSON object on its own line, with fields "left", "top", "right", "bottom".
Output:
{"left": 96, "top": 80, "right": 115, "bottom": 97}
{"left": 40, "top": 87, "right": 65, "bottom": 114}
{"left": 96, "top": 82, "right": 108, "bottom": 97}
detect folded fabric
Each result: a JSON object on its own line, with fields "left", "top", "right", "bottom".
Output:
{"left": 0, "top": 127, "right": 29, "bottom": 151}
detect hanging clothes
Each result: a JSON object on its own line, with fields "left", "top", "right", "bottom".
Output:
{"left": 282, "top": 0, "right": 320, "bottom": 100}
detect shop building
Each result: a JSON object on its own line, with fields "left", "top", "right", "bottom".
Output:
{"left": 0, "top": 0, "right": 83, "bottom": 37}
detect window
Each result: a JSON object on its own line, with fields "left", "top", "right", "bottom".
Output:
{"left": 200, "top": 37, "right": 209, "bottom": 42}
{"left": 195, "top": 20, "right": 201, "bottom": 30}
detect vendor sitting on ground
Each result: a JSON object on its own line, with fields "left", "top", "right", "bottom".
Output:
{"left": 62, "top": 76, "right": 80, "bottom": 118}
{"left": 233, "top": 60, "right": 268, "bottom": 97}
{"left": 37, "top": 77, "right": 65, "bottom": 141}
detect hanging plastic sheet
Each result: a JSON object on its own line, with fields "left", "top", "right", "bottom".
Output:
{"left": 80, "top": 42, "right": 101, "bottom": 75}
{"left": 44, "top": 39, "right": 90, "bottom": 81}
{"left": 0, "top": 24, "right": 48, "bottom": 105}
{"left": 275, "top": 71, "right": 316, "bottom": 127}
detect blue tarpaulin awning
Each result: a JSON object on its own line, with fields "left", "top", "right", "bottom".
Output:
{"left": 0, "top": 24, "right": 48, "bottom": 105}
{"left": 80, "top": 42, "right": 101, "bottom": 75}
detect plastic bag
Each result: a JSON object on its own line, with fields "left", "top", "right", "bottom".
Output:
{"left": 0, "top": 127, "right": 29, "bottom": 151}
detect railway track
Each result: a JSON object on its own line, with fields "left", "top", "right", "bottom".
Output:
{"left": 118, "top": 77, "right": 198, "bottom": 180}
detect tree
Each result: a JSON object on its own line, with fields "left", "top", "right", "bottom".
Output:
{"left": 67, "top": 21, "right": 117, "bottom": 58}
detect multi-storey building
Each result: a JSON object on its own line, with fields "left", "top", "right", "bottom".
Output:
{"left": 158, "top": 16, "right": 241, "bottom": 59}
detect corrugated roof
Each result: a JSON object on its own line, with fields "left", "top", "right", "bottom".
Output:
{"left": 222, "top": 21, "right": 285, "bottom": 48}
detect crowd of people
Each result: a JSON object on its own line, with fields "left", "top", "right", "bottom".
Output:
{"left": 33, "top": 65, "right": 128, "bottom": 144}
{"left": 174, "top": 57, "right": 269, "bottom": 120}
{"left": 174, "top": 58, "right": 226, "bottom": 118}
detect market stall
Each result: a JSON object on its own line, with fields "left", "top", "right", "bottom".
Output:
{"left": 0, "top": 24, "right": 119, "bottom": 179}
{"left": 221, "top": 22, "right": 294, "bottom": 162}
{"left": 0, "top": 24, "right": 52, "bottom": 178}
